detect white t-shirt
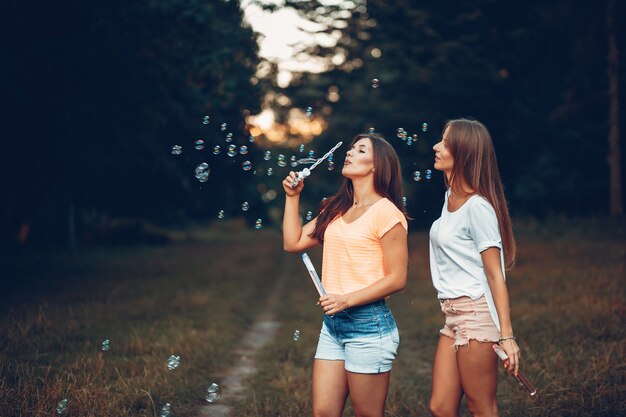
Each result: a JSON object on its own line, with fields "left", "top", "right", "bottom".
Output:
{"left": 429, "top": 190, "right": 505, "bottom": 330}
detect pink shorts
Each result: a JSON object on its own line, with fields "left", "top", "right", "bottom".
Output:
{"left": 439, "top": 295, "right": 499, "bottom": 348}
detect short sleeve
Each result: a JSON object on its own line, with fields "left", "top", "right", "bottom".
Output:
{"left": 468, "top": 197, "right": 502, "bottom": 253}
{"left": 373, "top": 199, "right": 408, "bottom": 239}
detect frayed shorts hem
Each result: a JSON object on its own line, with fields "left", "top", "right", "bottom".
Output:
{"left": 438, "top": 295, "right": 500, "bottom": 348}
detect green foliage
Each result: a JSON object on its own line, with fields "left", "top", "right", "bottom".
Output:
{"left": 271, "top": 0, "right": 626, "bottom": 220}
{"left": 0, "top": 0, "right": 262, "bottom": 246}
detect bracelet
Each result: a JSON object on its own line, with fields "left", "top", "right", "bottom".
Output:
{"left": 498, "top": 336, "right": 516, "bottom": 343}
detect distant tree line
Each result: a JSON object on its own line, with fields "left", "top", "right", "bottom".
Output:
{"left": 1, "top": 0, "right": 624, "bottom": 248}
{"left": 270, "top": 0, "right": 625, "bottom": 227}
{"left": 1, "top": 0, "right": 263, "bottom": 248}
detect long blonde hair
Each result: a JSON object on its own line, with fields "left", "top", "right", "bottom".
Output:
{"left": 444, "top": 118, "right": 516, "bottom": 269}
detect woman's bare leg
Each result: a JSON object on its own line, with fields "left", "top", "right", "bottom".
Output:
{"left": 346, "top": 371, "right": 390, "bottom": 417}
{"left": 456, "top": 340, "right": 499, "bottom": 417}
{"left": 312, "top": 359, "right": 349, "bottom": 417}
{"left": 430, "top": 336, "right": 463, "bottom": 417}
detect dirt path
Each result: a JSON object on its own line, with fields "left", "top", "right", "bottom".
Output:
{"left": 197, "top": 253, "right": 291, "bottom": 417}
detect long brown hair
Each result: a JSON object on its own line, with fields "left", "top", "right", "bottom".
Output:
{"left": 311, "top": 133, "right": 408, "bottom": 242}
{"left": 443, "top": 118, "right": 516, "bottom": 269}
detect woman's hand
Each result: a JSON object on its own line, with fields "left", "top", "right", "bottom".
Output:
{"left": 282, "top": 171, "right": 304, "bottom": 196}
{"left": 319, "top": 294, "right": 349, "bottom": 315}
{"left": 500, "top": 338, "right": 521, "bottom": 375}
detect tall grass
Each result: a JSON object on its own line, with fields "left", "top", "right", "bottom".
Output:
{"left": 240, "top": 218, "right": 626, "bottom": 417}
{"left": 0, "top": 226, "right": 284, "bottom": 417}
{"left": 1, "top": 219, "right": 624, "bottom": 416}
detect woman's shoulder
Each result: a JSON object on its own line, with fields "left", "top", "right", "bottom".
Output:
{"left": 375, "top": 197, "right": 404, "bottom": 214}
{"left": 468, "top": 194, "right": 494, "bottom": 208}
{"left": 467, "top": 194, "right": 497, "bottom": 218}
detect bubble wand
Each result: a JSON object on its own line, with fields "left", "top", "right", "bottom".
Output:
{"left": 492, "top": 344, "right": 537, "bottom": 395}
{"left": 291, "top": 141, "right": 343, "bottom": 188}
{"left": 301, "top": 253, "right": 326, "bottom": 296}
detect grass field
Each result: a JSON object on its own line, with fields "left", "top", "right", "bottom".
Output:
{"left": 0, "top": 218, "right": 624, "bottom": 417}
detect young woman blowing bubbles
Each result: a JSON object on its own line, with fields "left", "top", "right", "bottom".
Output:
{"left": 282, "top": 133, "right": 409, "bottom": 417}
{"left": 428, "top": 118, "right": 521, "bottom": 417}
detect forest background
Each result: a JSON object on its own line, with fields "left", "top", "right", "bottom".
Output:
{"left": 1, "top": 0, "right": 624, "bottom": 249}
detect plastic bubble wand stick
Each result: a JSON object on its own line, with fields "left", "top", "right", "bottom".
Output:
{"left": 291, "top": 141, "right": 343, "bottom": 188}
{"left": 492, "top": 344, "right": 537, "bottom": 396}
{"left": 301, "top": 253, "right": 326, "bottom": 296}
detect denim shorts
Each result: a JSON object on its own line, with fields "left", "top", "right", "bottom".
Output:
{"left": 439, "top": 295, "right": 500, "bottom": 348}
{"left": 314, "top": 300, "right": 400, "bottom": 374}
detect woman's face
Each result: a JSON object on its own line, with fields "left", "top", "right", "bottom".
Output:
{"left": 342, "top": 137, "right": 375, "bottom": 179}
{"left": 433, "top": 127, "right": 454, "bottom": 175}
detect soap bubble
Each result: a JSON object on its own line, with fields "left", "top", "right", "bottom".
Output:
{"left": 305, "top": 211, "right": 313, "bottom": 221}
{"left": 305, "top": 107, "right": 313, "bottom": 117}
{"left": 368, "top": 127, "right": 376, "bottom": 133}
{"left": 225, "top": 132, "right": 233, "bottom": 142}
{"left": 194, "top": 139, "right": 205, "bottom": 150}
{"left": 425, "top": 169, "right": 432, "bottom": 180}
{"left": 298, "top": 144, "right": 305, "bottom": 153}
{"left": 167, "top": 355, "right": 181, "bottom": 371}
{"left": 412, "top": 171, "right": 422, "bottom": 182}
{"left": 421, "top": 122, "right": 428, "bottom": 132}
{"left": 293, "top": 329, "right": 300, "bottom": 341}
{"left": 171, "top": 145, "right": 182, "bottom": 155}
{"left": 101, "top": 339, "right": 110, "bottom": 351}
{"left": 195, "top": 163, "right": 210, "bottom": 183}
{"left": 264, "top": 150, "right": 271, "bottom": 161}
{"left": 242, "top": 161, "right": 252, "bottom": 171}
{"left": 56, "top": 399, "right": 68, "bottom": 415}
{"left": 212, "top": 145, "right": 221, "bottom": 155}
{"left": 290, "top": 156, "right": 298, "bottom": 168}
{"left": 328, "top": 161, "right": 335, "bottom": 170}
{"left": 403, "top": 196, "right": 407, "bottom": 206}
{"left": 412, "top": 134, "right": 418, "bottom": 141}
{"left": 160, "top": 403, "right": 171, "bottom": 417}
{"left": 220, "top": 123, "right": 227, "bottom": 131}
{"left": 277, "top": 154, "right": 286, "bottom": 167}
{"left": 371, "top": 78, "right": 380, "bottom": 88}
{"left": 227, "top": 144, "right": 237, "bottom": 157}
{"left": 267, "top": 167, "right": 273, "bottom": 176}
{"left": 255, "top": 219, "right": 263, "bottom": 229}
{"left": 202, "top": 115, "right": 210, "bottom": 125}
{"left": 218, "top": 210, "right": 225, "bottom": 219}
{"left": 308, "top": 150, "right": 315, "bottom": 159}
{"left": 249, "top": 135, "right": 256, "bottom": 143}
{"left": 206, "top": 383, "right": 221, "bottom": 403}
{"left": 239, "top": 145, "right": 248, "bottom": 155}
{"left": 241, "top": 202, "right": 249, "bottom": 211}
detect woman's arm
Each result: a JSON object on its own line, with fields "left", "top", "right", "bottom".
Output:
{"left": 482, "top": 247, "right": 521, "bottom": 375}
{"left": 320, "top": 223, "right": 408, "bottom": 312}
{"left": 282, "top": 172, "right": 319, "bottom": 252}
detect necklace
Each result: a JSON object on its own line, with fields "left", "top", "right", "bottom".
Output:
{"left": 353, "top": 198, "right": 377, "bottom": 207}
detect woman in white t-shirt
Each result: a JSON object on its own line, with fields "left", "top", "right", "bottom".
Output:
{"left": 428, "top": 118, "right": 520, "bottom": 417}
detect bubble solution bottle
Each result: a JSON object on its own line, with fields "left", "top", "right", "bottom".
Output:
{"left": 492, "top": 344, "right": 537, "bottom": 396}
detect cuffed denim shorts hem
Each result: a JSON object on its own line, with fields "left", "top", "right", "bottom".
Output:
{"left": 314, "top": 300, "right": 399, "bottom": 374}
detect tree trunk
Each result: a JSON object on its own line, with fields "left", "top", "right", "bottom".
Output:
{"left": 607, "top": 0, "right": 622, "bottom": 215}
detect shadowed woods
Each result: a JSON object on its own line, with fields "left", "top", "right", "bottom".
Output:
{"left": 0, "top": 219, "right": 624, "bottom": 417}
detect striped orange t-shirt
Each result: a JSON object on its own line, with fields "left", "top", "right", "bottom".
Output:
{"left": 321, "top": 198, "right": 408, "bottom": 295}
